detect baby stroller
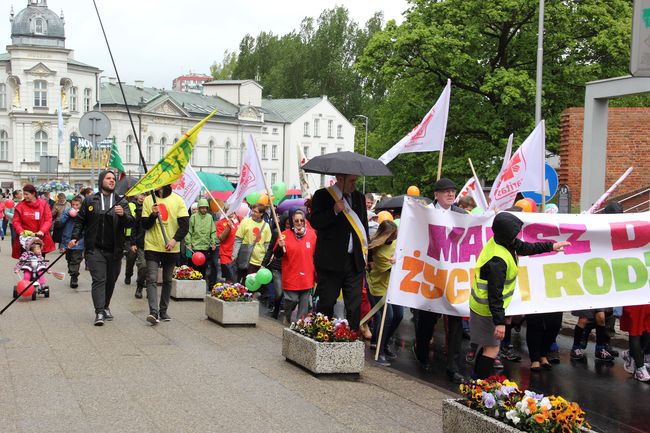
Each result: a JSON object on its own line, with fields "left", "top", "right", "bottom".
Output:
{"left": 13, "top": 236, "right": 51, "bottom": 300}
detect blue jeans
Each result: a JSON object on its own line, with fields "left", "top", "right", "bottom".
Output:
{"left": 368, "top": 293, "right": 404, "bottom": 354}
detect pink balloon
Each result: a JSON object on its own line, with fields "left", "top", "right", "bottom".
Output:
{"left": 68, "top": 208, "right": 78, "bottom": 218}
{"left": 235, "top": 203, "right": 249, "bottom": 220}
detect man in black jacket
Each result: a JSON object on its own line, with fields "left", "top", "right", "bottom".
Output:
{"left": 413, "top": 178, "right": 467, "bottom": 383}
{"left": 310, "top": 174, "right": 368, "bottom": 330}
{"left": 70, "top": 170, "right": 133, "bottom": 326}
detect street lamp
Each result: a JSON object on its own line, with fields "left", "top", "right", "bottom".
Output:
{"left": 354, "top": 114, "right": 368, "bottom": 193}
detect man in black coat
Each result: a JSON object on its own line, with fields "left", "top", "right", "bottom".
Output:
{"left": 413, "top": 177, "right": 467, "bottom": 383}
{"left": 70, "top": 170, "right": 133, "bottom": 326}
{"left": 309, "top": 174, "right": 368, "bottom": 330}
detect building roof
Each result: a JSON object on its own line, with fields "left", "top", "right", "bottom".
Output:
{"left": 98, "top": 82, "right": 241, "bottom": 117}
{"left": 67, "top": 58, "right": 98, "bottom": 69}
{"left": 204, "top": 79, "right": 260, "bottom": 86}
{"left": 0, "top": 53, "right": 9, "bottom": 61}
{"left": 261, "top": 98, "right": 322, "bottom": 123}
{"left": 11, "top": 1, "right": 65, "bottom": 48}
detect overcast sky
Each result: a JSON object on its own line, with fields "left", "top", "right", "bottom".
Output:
{"left": 3, "top": 0, "right": 408, "bottom": 89}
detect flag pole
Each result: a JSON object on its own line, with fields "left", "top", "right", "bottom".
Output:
{"left": 540, "top": 120, "right": 546, "bottom": 214}
{"left": 468, "top": 158, "right": 489, "bottom": 209}
{"left": 436, "top": 149, "right": 444, "bottom": 181}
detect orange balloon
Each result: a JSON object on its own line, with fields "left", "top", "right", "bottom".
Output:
{"left": 209, "top": 199, "right": 223, "bottom": 213}
{"left": 515, "top": 199, "right": 533, "bottom": 213}
{"left": 377, "top": 211, "right": 394, "bottom": 224}
{"left": 258, "top": 193, "right": 270, "bottom": 206}
{"left": 407, "top": 185, "right": 420, "bottom": 196}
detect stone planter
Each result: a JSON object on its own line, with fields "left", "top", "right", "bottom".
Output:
{"left": 281, "top": 328, "right": 364, "bottom": 374}
{"left": 171, "top": 279, "right": 205, "bottom": 300}
{"left": 204, "top": 295, "right": 258, "bottom": 326}
{"left": 442, "top": 399, "right": 596, "bottom": 433}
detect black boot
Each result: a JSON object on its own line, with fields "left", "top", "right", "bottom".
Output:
{"left": 70, "top": 275, "right": 78, "bottom": 289}
{"left": 271, "top": 299, "right": 281, "bottom": 319}
{"left": 474, "top": 355, "right": 495, "bottom": 379}
{"left": 134, "top": 286, "right": 143, "bottom": 299}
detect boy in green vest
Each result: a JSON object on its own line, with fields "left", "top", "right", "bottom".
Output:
{"left": 186, "top": 198, "right": 217, "bottom": 291}
{"left": 470, "top": 212, "right": 569, "bottom": 379}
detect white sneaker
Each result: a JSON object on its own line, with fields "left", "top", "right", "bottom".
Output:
{"left": 622, "top": 350, "right": 635, "bottom": 374}
{"left": 634, "top": 365, "right": 650, "bottom": 382}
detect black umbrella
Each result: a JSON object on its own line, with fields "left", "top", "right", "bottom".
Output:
{"left": 302, "top": 151, "right": 392, "bottom": 176}
{"left": 374, "top": 194, "right": 432, "bottom": 211}
{"left": 115, "top": 175, "right": 141, "bottom": 196}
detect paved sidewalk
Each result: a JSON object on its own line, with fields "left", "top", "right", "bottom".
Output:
{"left": 0, "top": 244, "right": 452, "bottom": 433}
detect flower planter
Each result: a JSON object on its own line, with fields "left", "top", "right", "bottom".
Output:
{"left": 281, "top": 328, "right": 364, "bottom": 374}
{"left": 170, "top": 279, "right": 205, "bottom": 300}
{"left": 442, "top": 399, "right": 596, "bottom": 433}
{"left": 204, "top": 295, "right": 258, "bottom": 326}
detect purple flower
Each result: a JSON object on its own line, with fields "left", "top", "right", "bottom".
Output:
{"left": 482, "top": 392, "right": 496, "bottom": 409}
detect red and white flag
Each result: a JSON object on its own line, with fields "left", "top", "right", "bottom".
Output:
{"left": 456, "top": 177, "right": 488, "bottom": 209}
{"left": 488, "top": 133, "right": 513, "bottom": 207}
{"left": 489, "top": 121, "right": 545, "bottom": 211}
{"left": 226, "top": 134, "right": 266, "bottom": 212}
{"left": 297, "top": 145, "right": 312, "bottom": 198}
{"left": 379, "top": 79, "right": 451, "bottom": 164}
{"left": 171, "top": 163, "right": 202, "bottom": 207}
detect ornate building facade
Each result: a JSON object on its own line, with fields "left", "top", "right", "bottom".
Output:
{"left": 0, "top": 0, "right": 355, "bottom": 191}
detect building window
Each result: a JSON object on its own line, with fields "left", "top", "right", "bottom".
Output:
{"left": 261, "top": 144, "right": 268, "bottom": 160}
{"left": 34, "top": 80, "right": 47, "bottom": 107}
{"left": 303, "top": 122, "right": 309, "bottom": 137}
{"left": 0, "top": 84, "right": 6, "bottom": 110}
{"left": 146, "top": 136, "right": 153, "bottom": 163}
{"left": 328, "top": 120, "right": 333, "bottom": 138}
{"left": 272, "top": 128, "right": 278, "bottom": 135}
{"left": 84, "top": 88, "right": 92, "bottom": 112}
{"left": 69, "top": 87, "right": 78, "bottom": 112}
{"left": 321, "top": 146, "right": 326, "bottom": 155}
{"left": 159, "top": 137, "right": 166, "bottom": 161}
{"left": 303, "top": 146, "right": 309, "bottom": 159}
{"left": 314, "top": 119, "right": 320, "bottom": 137}
{"left": 35, "top": 18, "right": 45, "bottom": 34}
{"left": 126, "top": 135, "right": 133, "bottom": 163}
{"left": 224, "top": 141, "right": 231, "bottom": 167}
{"left": 0, "top": 130, "right": 8, "bottom": 160}
{"left": 35, "top": 130, "right": 48, "bottom": 160}
{"left": 271, "top": 173, "right": 277, "bottom": 184}
{"left": 271, "top": 144, "right": 278, "bottom": 160}
{"left": 208, "top": 140, "right": 214, "bottom": 165}
{"left": 337, "top": 125, "right": 343, "bottom": 138}
{"left": 262, "top": 127, "right": 268, "bottom": 134}
{"left": 337, "top": 147, "right": 342, "bottom": 153}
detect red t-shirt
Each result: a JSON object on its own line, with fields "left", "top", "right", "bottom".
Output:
{"left": 217, "top": 218, "right": 239, "bottom": 264}
{"left": 277, "top": 228, "right": 317, "bottom": 291}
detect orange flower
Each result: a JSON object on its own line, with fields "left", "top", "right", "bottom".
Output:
{"left": 534, "top": 413, "right": 546, "bottom": 424}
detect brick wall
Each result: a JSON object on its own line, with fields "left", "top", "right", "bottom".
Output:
{"left": 559, "top": 107, "right": 650, "bottom": 211}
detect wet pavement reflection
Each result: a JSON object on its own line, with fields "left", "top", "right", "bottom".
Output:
{"left": 370, "top": 310, "right": 650, "bottom": 433}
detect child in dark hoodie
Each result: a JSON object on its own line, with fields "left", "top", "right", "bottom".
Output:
{"left": 470, "top": 212, "right": 569, "bottom": 378}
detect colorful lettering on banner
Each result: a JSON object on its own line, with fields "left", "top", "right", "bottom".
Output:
{"left": 386, "top": 198, "right": 650, "bottom": 316}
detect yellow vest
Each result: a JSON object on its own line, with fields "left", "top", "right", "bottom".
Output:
{"left": 125, "top": 202, "right": 136, "bottom": 237}
{"left": 470, "top": 238, "right": 518, "bottom": 316}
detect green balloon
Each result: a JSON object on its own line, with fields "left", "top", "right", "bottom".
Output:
{"left": 245, "top": 274, "right": 261, "bottom": 291}
{"left": 246, "top": 192, "right": 260, "bottom": 206}
{"left": 271, "top": 182, "right": 287, "bottom": 201}
{"left": 65, "top": 192, "right": 74, "bottom": 201}
{"left": 255, "top": 268, "right": 273, "bottom": 285}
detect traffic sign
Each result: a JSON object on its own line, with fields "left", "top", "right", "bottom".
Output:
{"left": 79, "top": 111, "right": 111, "bottom": 143}
{"left": 522, "top": 163, "right": 559, "bottom": 204}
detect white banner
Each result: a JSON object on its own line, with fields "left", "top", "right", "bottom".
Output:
{"left": 387, "top": 198, "right": 650, "bottom": 316}
{"left": 379, "top": 79, "right": 451, "bottom": 164}
{"left": 225, "top": 134, "right": 266, "bottom": 212}
{"left": 456, "top": 177, "right": 488, "bottom": 209}
{"left": 171, "top": 163, "right": 202, "bottom": 207}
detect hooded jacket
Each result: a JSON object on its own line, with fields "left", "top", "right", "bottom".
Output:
{"left": 71, "top": 170, "right": 134, "bottom": 258}
{"left": 186, "top": 210, "right": 217, "bottom": 251}
{"left": 11, "top": 197, "right": 55, "bottom": 258}
{"left": 479, "top": 212, "right": 553, "bottom": 325}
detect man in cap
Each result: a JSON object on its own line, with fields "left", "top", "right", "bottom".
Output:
{"left": 186, "top": 198, "right": 217, "bottom": 292}
{"left": 310, "top": 174, "right": 368, "bottom": 331}
{"left": 70, "top": 170, "right": 133, "bottom": 326}
{"left": 413, "top": 177, "right": 467, "bottom": 383}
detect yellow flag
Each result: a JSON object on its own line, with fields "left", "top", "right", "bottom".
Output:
{"left": 125, "top": 108, "right": 218, "bottom": 196}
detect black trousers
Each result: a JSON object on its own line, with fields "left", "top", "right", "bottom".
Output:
{"left": 315, "top": 253, "right": 363, "bottom": 330}
{"left": 526, "top": 312, "right": 563, "bottom": 362}
{"left": 415, "top": 310, "right": 463, "bottom": 372}
{"left": 86, "top": 249, "right": 122, "bottom": 314}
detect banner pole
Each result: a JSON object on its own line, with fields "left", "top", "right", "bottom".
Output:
{"left": 436, "top": 149, "right": 444, "bottom": 181}
{"left": 468, "top": 158, "right": 489, "bottom": 209}
{"left": 374, "top": 299, "right": 389, "bottom": 361}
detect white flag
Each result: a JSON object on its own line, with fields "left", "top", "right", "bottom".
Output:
{"left": 379, "top": 79, "right": 451, "bottom": 164}
{"left": 297, "top": 145, "right": 312, "bottom": 198}
{"left": 489, "top": 121, "right": 545, "bottom": 211}
{"left": 226, "top": 134, "right": 266, "bottom": 212}
{"left": 171, "top": 163, "right": 203, "bottom": 207}
{"left": 57, "top": 95, "right": 65, "bottom": 147}
{"left": 488, "top": 133, "right": 513, "bottom": 207}
{"left": 456, "top": 177, "right": 488, "bottom": 209}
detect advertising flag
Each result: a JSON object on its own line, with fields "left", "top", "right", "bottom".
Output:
{"left": 171, "top": 163, "right": 203, "bottom": 207}
{"left": 225, "top": 134, "right": 266, "bottom": 212}
{"left": 107, "top": 137, "right": 125, "bottom": 173}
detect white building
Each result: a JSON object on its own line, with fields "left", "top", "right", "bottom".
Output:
{"left": 0, "top": 1, "right": 355, "bottom": 192}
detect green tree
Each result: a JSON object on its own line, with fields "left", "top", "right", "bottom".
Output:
{"left": 210, "top": 50, "right": 238, "bottom": 80}
{"left": 357, "top": 0, "right": 633, "bottom": 196}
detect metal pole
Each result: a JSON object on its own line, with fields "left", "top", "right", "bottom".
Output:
{"left": 535, "top": 0, "right": 545, "bottom": 125}
{"left": 354, "top": 114, "right": 368, "bottom": 194}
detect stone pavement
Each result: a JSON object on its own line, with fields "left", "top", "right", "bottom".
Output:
{"left": 0, "top": 242, "right": 452, "bottom": 433}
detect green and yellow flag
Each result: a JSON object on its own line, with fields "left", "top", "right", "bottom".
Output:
{"left": 125, "top": 108, "right": 218, "bottom": 196}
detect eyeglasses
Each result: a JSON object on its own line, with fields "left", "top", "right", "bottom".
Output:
{"left": 293, "top": 219, "right": 305, "bottom": 225}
